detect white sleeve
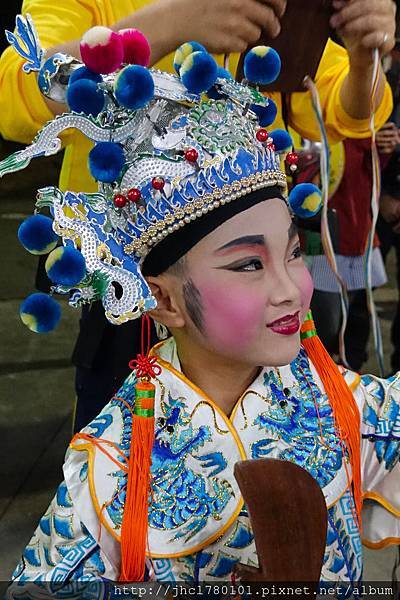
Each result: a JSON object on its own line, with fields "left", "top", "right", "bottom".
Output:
{"left": 6, "top": 481, "right": 115, "bottom": 599}
{"left": 354, "top": 373, "right": 400, "bottom": 549}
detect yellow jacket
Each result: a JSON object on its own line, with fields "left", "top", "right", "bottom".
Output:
{"left": 0, "top": 0, "right": 393, "bottom": 192}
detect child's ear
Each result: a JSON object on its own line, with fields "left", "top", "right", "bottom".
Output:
{"left": 145, "top": 274, "right": 185, "bottom": 329}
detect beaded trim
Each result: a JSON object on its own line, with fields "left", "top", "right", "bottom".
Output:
{"left": 125, "top": 170, "right": 287, "bottom": 257}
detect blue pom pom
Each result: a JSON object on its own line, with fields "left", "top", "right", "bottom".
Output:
{"left": 88, "top": 141, "right": 125, "bottom": 183}
{"left": 18, "top": 214, "right": 58, "bottom": 255}
{"left": 173, "top": 41, "right": 206, "bottom": 74}
{"left": 114, "top": 65, "right": 154, "bottom": 110}
{"left": 180, "top": 51, "right": 218, "bottom": 94}
{"left": 20, "top": 293, "right": 61, "bottom": 333}
{"left": 269, "top": 128, "right": 292, "bottom": 152}
{"left": 45, "top": 246, "right": 86, "bottom": 287}
{"left": 216, "top": 66, "right": 233, "bottom": 81}
{"left": 69, "top": 66, "right": 103, "bottom": 85}
{"left": 45, "top": 246, "right": 86, "bottom": 286}
{"left": 288, "top": 183, "right": 322, "bottom": 218}
{"left": 251, "top": 99, "right": 278, "bottom": 127}
{"left": 67, "top": 79, "right": 105, "bottom": 117}
{"left": 207, "top": 66, "right": 233, "bottom": 99}
{"left": 244, "top": 46, "right": 281, "bottom": 85}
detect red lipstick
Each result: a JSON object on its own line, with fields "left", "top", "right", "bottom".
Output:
{"left": 267, "top": 312, "right": 300, "bottom": 335}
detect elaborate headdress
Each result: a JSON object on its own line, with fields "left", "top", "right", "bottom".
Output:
{"left": 1, "top": 16, "right": 322, "bottom": 332}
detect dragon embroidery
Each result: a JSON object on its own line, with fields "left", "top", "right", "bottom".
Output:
{"left": 105, "top": 388, "right": 233, "bottom": 541}
{"left": 252, "top": 349, "right": 343, "bottom": 487}
{"left": 149, "top": 394, "right": 233, "bottom": 541}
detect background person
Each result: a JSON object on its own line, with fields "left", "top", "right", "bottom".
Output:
{"left": 307, "top": 124, "right": 399, "bottom": 371}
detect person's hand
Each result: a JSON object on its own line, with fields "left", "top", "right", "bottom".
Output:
{"left": 330, "top": 0, "right": 396, "bottom": 67}
{"left": 380, "top": 193, "right": 400, "bottom": 223}
{"left": 115, "top": 0, "right": 287, "bottom": 66}
{"left": 376, "top": 122, "right": 400, "bottom": 154}
{"left": 174, "top": 0, "right": 287, "bottom": 54}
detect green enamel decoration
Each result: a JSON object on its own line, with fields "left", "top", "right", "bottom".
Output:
{"left": 188, "top": 100, "right": 255, "bottom": 154}
{"left": 0, "top": 152, "right": 31, "bottom": 178}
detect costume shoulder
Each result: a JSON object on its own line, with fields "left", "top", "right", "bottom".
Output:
{"left": 339, "top": 365, "right": 362, "bottom": 396}
{"left": 7, "top": 373, "right": 137, "bottom": 595}
{"left": 7, "top": 482, "right": 117, "bottom": 598}
{"left": 339, "top": 368, "right": 400, "bottom": 473}
{"left": 349, "top": 372, "right": 400, "bottom": 549}
{"left": 7, "top": 378, "right": 137, "bottom": 594}
{"left": 65, "top": 372, "right": 137, "bottom": 553}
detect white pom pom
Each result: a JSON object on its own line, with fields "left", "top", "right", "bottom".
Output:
{"left": 81, "top": 26, "right": 114, "bottom": 48}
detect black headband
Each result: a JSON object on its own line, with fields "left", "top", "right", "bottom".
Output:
{"left": 142, "top": 185, "right": 285, "bottom": 276}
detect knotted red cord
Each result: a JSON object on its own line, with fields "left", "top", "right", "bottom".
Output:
{"left": 128, "top": 314, "right": 161, "bottom": 379}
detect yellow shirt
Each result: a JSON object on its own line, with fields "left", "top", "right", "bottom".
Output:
{"left": 0, "top": 0, "right": 393, "bottom": 192}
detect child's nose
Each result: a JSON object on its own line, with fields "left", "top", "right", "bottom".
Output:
{"left": 268, "top": 269, "right": 301, "bottom": 306}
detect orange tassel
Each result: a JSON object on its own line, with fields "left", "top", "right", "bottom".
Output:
{"left": 301, "top": 311, "right": 362, "bottom": 528}
{"left": 120, "top": 379, "right": 155, "bottom": 582}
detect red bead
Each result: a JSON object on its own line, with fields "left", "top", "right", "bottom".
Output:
{"left": 256, "top": 128, "right": 268, "bottom": 143}
{"left": 185, "top": 148, "right": 199, "bottom": 163}
{"left": 127, "top": 188, "right": 141, "bottom": 203}
{"left": 286, "top": 151, "right": 299, "bottom": 165}
{"left": 152, "top": 177, "right": 165, "bottom": 191}
{"left": 267, "top": 142, "right": 276, "bottom": 151}
{"left": 113, "top": 194, "right": 127, "bottom": 208}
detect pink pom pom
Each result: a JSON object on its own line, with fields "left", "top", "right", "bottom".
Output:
{"left": 119, "top": 28, "right": 151, "bottom": 67}
{"left": 80, "top": 26, "right": 124, "bottom": 74}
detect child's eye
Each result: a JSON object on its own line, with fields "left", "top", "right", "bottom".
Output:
{"left": 229, "top": 258, "right": 263, "bottom": 272}
{"left": 289, "top": 246, "right": 302, "bottom": 261}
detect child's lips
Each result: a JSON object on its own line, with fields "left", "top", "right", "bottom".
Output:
{"left": 266, "top": 312, "right": 300, "bottom": 335}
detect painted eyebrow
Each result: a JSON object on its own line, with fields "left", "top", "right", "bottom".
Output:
{"left": 216, "top": 235, "right": 265, "bottom": 252}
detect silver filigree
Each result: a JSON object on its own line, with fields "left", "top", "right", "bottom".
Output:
{"left": 152, "top": 70, "right": 200, "bottom": 103}
{"left": 38, "top": 53, "right": 81, "bottom": 102}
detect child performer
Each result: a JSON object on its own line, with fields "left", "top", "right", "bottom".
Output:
{"left": 1, "top": 20, "right": 399, "bottom": 595}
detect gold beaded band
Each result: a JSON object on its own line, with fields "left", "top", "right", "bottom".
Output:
{"left": 124, "top": 169, "right": 286, "bottom": 257}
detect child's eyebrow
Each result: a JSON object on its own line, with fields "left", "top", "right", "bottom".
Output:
{"left": 215, "top": 235, "right": 265, "bottom": 252}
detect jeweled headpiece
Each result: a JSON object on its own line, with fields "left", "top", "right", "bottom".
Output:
{"left": 1, "top": 16, "right": 322, "bottom": 331}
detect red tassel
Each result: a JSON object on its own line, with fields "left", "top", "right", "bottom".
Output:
{"left": 120, "top": 379, "right": 155, "bottom": 581}
{"left": 120, "top": 315, "right": 161, "bottom": 581}
{"left": 301, "top": 311, "right": 362, "bottom": 528}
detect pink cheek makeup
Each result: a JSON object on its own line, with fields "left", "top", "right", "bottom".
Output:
{"left": 298, "top": 267, "right": 314, "bottom": 316}
{"left": 191, "top": 257, "right": 313, "bottom": 348}
{"left": 199, "top": 281, "right": 266, "bottom": 350}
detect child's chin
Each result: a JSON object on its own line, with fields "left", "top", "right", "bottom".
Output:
{"left": 263, "top": 336, "right": 301, "bottom": 367}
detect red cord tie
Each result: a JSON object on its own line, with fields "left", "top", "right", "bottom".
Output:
{"left": 129, "top": 354, "right": 161, "bottom": 379}
{"left": 128, "top": 314, "right": 161, "bottom": 380}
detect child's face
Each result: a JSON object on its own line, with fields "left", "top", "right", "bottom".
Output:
{"left": 174, "top": 198, "right": 314, "bottom": 367}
